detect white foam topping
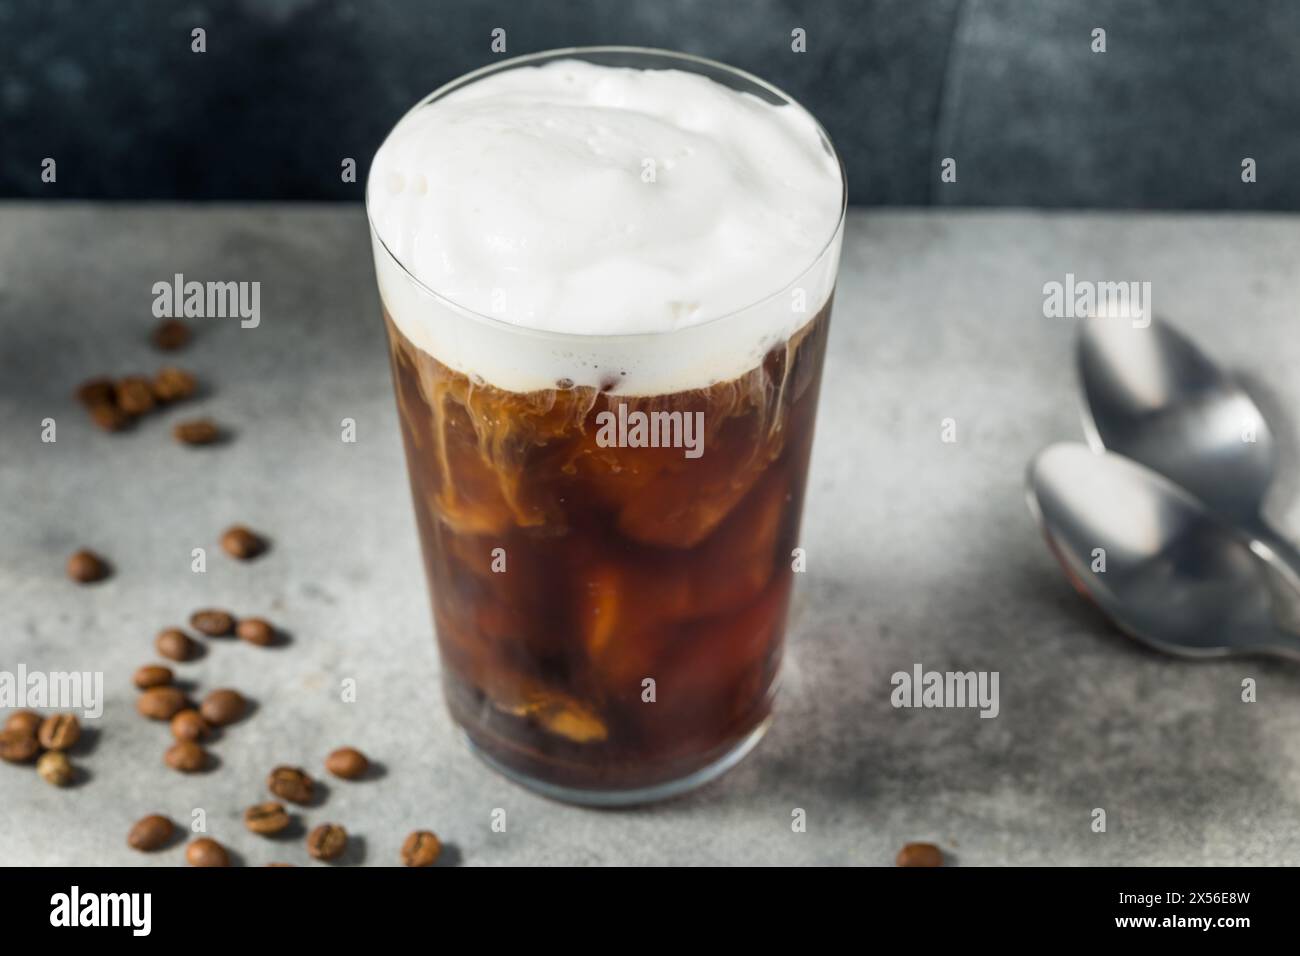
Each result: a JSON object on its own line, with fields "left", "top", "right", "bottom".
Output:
{"left": 367, "top": 58, "right": 844, "bottom": 394}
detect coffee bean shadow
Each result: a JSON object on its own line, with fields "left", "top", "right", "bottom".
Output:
{"left": 173, "top": 677, "right": 203, "bottom": 696}
{"left": 266, "top": 816, "right": 308, "bottom": 841}
{"left": 330, "top": 833, "right": 366, "bottom": 866}
{"left": 176, "top": 641, "right": 209, "bottom": 661}
{"left": 223, "top": 847, "right": 249, "bottom": 867}
{"left": 259, "top": 627, "right": 292, "bottom": 650}
{"left": 433, "top": 842, "right": 462, "bottom": 867}
{"left": 72, "top": 725, "right": 103, "bottom": 755}
{"left": 360, "top": 760, "right": 388, "bottom": 782}
{"left": 67, "top": 765, "right": 95, "bottom": 788}
{"left": 196, "top": 752, "right": 223, "bottom": 773}
{"left": 306, "top": 780, "right": 331, "bottom": 808}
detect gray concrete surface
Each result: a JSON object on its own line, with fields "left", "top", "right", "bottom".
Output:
{"left": 2, "top": 205, "right": 1299, "bottom": 866}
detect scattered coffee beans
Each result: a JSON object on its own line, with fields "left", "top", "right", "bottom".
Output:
{"left": 152, "top": 367, "right": 197, "bottom": 403}
{"left": 115, "top": 376, "right": 156, "bottom": 416}
{"left": 89, "top": 402, "right": 130, "bottom": 432}
{"left": 37, "top": 750, "right": 75, "bottom": 787}
{"left": 155, "top": 628, "right": 199, "bottom": 661}
{"left": 137, "top": 686, "right": 188, "bottom": 721}
{"left": 185, "top": 837, "right": 230, "bottom": 867}
{"left": 170, "top": 709, "right": 210, "bottom": 742}
{"left": 3, "top": 711, "right": 42, "bottom": 736}
{"left": 75, "top": 378, "right": 116, "bottom": 406}
{"left": 401, "top": 830, "right": 441, "bottom": 868}
{"left": 0, "top": 729, "right": 40, "bottom": 764}
{"left": 173, "top": 418, "right": 220, "bottom": 445}
{"left": 128, "top": 814, "right": 175, "bottom": 851}
{"left": 306, "top": 823, "right": 348, "bottom": 861}
{"left": 200, "top": 689, "right": 246, "bottom": 727}
{"left": 896, "top": 842, "right": 944, "bottom": 868}
{"left": 235, "top": 617, "right": 275, "bottom": 646}
{"left": 164, "top": 741, "right": 209, "bottom": 773}
{"left": 151, "top": 318, "right": 191, "bottom": 351}
{"left": 221, "top": 525, "right": 266, "bottom": 561}
{"left": 244, "top": 802, "right": 291, "bottom": 836}
{"left": 66, "top": 549, "right": 108, "bottom": 584}
{"left": 133, "top": 664, "right": 174, "bottom": 689}
{"left": 37, "top": 714, "right": 80, "bottom": 751}
{"left": 325, "top": 747, "right": 369, "bottom": 780}
{"left": 190, "top": 609, "right": 235, "bottom": 636}
{"left": 267, "top": 766, "right": 314, "bottom": 805}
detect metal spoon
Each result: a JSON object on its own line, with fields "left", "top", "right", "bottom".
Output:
{"left": 1077, "top": 315, "right": 1300, "bottom": 592}
{"left": 1026, "top": 443, "right": 1300, "bottom": 660}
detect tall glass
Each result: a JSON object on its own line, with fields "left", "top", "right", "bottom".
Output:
{"left": 367, "top": 47, "right": 846, "bottom": 804}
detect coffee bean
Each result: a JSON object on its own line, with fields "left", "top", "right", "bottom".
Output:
{"left": 173, "top": 418, "right": 220, "bottom": 445}
{"left": 243, "top": 802, "right": 291, "bottom": 836}
{"left": 3, "top": 711, "right": 42, "bottom": 736}
{"left": 164, "top": 741, "right": 209, "bottom": 773}
{"left": 128, "top": 814, "right": 175, "bottom": 851}
{"left": 199, "top": 689, "right": 246, "bottom": 726}
{"left": 267, "top": 766, "right": 314, "bottom": 805}
{"left": 324, "top": 747, "right": 369, "bottom": 780}
{"left": 75, "top": 377, "right": 116, "bottom": 406}
{"left": 38, "top": 713, "right": 80, "bottom": 751}
{"left": 221, "top": 525, "right": 266, "bottom": 561}
{"left": 235, "top": 617, "right": 275, "bottom": 646}
{"left": 133, "top": 664, "right": 173, "bottom": 689}
{"left": 306, "top": 823, "right": 348, "bottom": 861}
{"left": 66, "top": 549, "right": 108, "bottom": 584}
{"left": 189, "top": 609, "right": 235, "bottom": 636}
{"left": 170, "top": 709, "right": 210, "bottom": 742}
{"left": 185, "top": 837, "right": 230, "bottom": 867}
{"left": 151, "top": 318, "right": 191, "bottom": 351}
{"left": 37, "top": 750, "right": 75, "bottom": 787}
{"left": 137, "top": 686, "right": 188, "bottom": 721}
{"left": 115, "top": 376, "right": 156, "bottom": 416}
{"left": 89, "top": 402, "right": 130, "bottom": 432}
{"left": 155, "top": 628, "right": 199, "bottom": 661}
{"left": 151, "top": 367, "right": 197, "bottom": 403}
{"left": 0, "top": 729, "right": 40, "bottom": 764}
{"left": 401, "top": 830, "right": 441, "bottom": 867}
{"left": 896, "top": 842, "right": 944, "bottom": 868}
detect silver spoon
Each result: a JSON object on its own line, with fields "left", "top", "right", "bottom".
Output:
{"left": 1026, "top": 443, "right": 1300, "bottom": 660}
{"left": 1077, "top": 315, "right": 1300, "bottom": 592}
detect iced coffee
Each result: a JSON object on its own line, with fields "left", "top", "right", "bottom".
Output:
{"left": 367, "top": 49, "right": 845, "bottom": 803}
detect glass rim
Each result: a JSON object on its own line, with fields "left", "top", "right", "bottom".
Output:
{"left": 366, "top": 44, "right": 848, "bottom": 341}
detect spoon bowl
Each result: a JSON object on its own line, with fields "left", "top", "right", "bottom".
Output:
{"left": 1027, "top": 443, "right": 1300, "bottom": 660}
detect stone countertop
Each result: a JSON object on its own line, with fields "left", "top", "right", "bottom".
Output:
{"left": 2, "top": 205, "right": 1299, "bottom": 866}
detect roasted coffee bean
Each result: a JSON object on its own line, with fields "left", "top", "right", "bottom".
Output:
{"left": 189, "top": 609, "right": 235, "bottom": 636}
{"left": 133, "top": 664, "right": 174, "bottom": 689}
{"left": 325, "top": 747, "right": 369, "bottom": 780}
{"left": 151, "top": 367, "right": 197, "bottom": 403}
{"left": 243, "top": 802, "right": 291, "bottom": 835}
{"left": 170, "top": 709, "right": 210, "bottom": 742}
{"left": 267, "top": 766, "right": 314, "bottom": 805}
{"left": 3, "top": 711, "right": 42, "bottom": 736}
{"left": 38, "top": 714, "right": 80, "bottom": 751}
{"left": 185, "top": 837, "right": 230, "bottom": 867}
{"left": 75, "top": 377, "right": 116, "bottom": 406}
{"left": 0, "top": 729, "right": 40, "bottom": 763}
{"left": 89, "top": 402, "right": 130, "bottom": 432}
{"left": 137, "top": 686, "right": 188, "bottom": 721}
{"left": 401, "top": 830, "right": 441, "bottom": 868}
{"left": 151, "top": 318, "right": 191, "bottom": 351}
{"left": 66, "top": 549, "right": 108, "bottom": 583}
{"left": 115, "top": 376, "right": 156, "bottom": 416}
{"left": 896, "top": 842, "right": 944, "bottom": 868}
{"left": 37, "top": 750, "right": 75, "bottom": 787}
{"left": 155, "top": 628, "right": 199, "bottom": 661}
{"left": 173, "top": 418, "right": 220, "bottom": 445}
{"left": 221, "top": 525, "right": 266, "bottom": 561}
{"left": 164, "top": 741, "right": 209, "bottom": 773}
{"left": 199, "top": 689, "right": 245, "bottom": 727}
{"left": 235, "top": 617, "right": 275, "bottom": 646}
{"left": 306, "top": 823, "right": 348, "bottom": 861}
{"left": 128, "top": 814, "right": 175, "bottom": 851}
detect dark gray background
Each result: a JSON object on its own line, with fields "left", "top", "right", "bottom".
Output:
{"left": 2, "top": 0, "right": 1297, "bottom": 208}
